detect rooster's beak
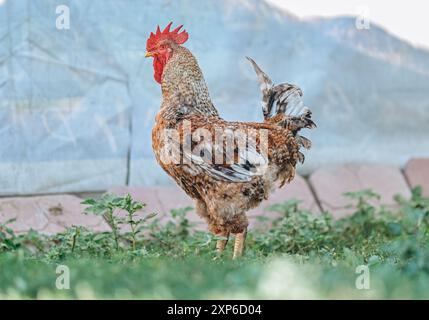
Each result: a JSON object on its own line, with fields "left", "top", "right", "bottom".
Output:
{"left": 145, "top": 51, "right": 154, "bottom": 58}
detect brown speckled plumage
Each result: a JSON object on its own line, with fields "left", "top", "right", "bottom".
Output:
{"left": 148, "top": 26, "right": 315, "bottom": 257}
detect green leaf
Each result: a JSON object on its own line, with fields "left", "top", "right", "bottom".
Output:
{"left": 81, "top": 198, "right": 97, "bottom": 205}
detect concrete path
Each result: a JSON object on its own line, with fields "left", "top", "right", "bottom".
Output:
{"left": 0, "top": 158, "right": 427, "bottom": 234}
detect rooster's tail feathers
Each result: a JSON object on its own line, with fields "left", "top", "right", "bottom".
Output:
{"left": 246, "top": 57, "right": 316, "bottom": 134}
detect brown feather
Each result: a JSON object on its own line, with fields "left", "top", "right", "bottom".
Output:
{"left": 152, "top": 45, "right": 314, "bottom": 236}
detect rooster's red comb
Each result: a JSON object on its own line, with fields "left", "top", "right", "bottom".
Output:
{"left": 146, "top": 22, "right": 189, "bottom": 51}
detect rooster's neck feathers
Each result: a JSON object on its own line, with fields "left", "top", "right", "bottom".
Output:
{"left": 160, "top": 46, "right": 219, "bottom": 118}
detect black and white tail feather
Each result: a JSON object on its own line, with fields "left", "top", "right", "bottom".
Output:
{"left": 246, "top": 57, "right": 316, "bottom": 163}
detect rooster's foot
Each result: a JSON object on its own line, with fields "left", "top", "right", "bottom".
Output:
{"left": 216, "top": 232, "right": 230, "bottom": 255}
{"left": 233, "top": 229, "right": 247, "bottom": 259}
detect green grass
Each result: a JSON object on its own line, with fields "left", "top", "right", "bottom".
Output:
{"left": 1, "top": 187, "right": 429, "bottom": 299}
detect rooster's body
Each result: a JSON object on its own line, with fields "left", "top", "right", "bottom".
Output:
{"left": 147, "top": 23, "right": 315, "bottom": 258}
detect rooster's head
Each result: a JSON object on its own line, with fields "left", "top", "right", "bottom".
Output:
{"left": 145, "top": 22, "right": 189, "bottom": 84}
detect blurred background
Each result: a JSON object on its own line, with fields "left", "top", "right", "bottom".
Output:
{"left": 1, "top": 0, "right": 429, "bottom": 195}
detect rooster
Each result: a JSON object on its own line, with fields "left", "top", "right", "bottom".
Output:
{"left": 146, "top": 23, "right": 315, "bottom": 258}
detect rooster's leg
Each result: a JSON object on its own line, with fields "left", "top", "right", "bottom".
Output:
{"left": 216, "top": 231, "right": 230, "bottom": 254}
{"left": 233, "top": 228, "right": 247, "bottom": 259}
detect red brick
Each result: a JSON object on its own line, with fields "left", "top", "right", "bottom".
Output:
{"left": 404, "top": 158, "right": 429, "bottom": 197}
{"left": 309, "top": 165, "right": 411, "bottom": 218}
{"left": 0, "top": 195, "right": 109, "bottom": 234}
{"left": 153, "top": 186, "right": 195, "bottom": 215}
{"left": 0, "top": 197, "right": 49, "bottom": 232}
{"left": 107, "top": 186, "right": 164, "bottom": 217}
{"left": 40, "top": 195, "right": 109, "bottom": 228}
{"left": 42, "top": 222, "right": 67, "bottom": 235}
